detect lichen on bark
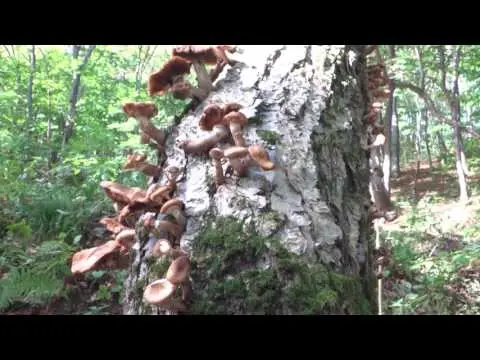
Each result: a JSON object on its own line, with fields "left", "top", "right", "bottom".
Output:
{"left": 123, "top": 45, "right": 375, "bottom": 315}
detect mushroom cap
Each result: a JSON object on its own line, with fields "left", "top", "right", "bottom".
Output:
{"left": 143, "top": 278, "right": 176, "bottom": 305}
{"left": 114, "top": 229, "right": 136, "bottom": 250}
{"left": 166, "top": 166, "right": 181, "bottom": 182}
{"left": 224, "top": 146, "right": 249, "bottom": 159}
{"left": 172, "top": 45, "right": 218, "bottom": 65}
{"left": 122, "top": 153, "right": 147, "bottom": 170}
{"left": 209, "top": 148, "right": 224, "bottom": 160}
{"left": 100, "top": 181, "right": 148, "bottom": 205}
{"left": 223, "top": 111, "right": 248, "bottom": 126}
{"left": 166, "top": 255, "right": 191, "bottom": 285}
{"left": 99, "top": 217, "right": 129, "bottom": 234}
{"left": 152, "top": 239, "right": 172, "bottom": 257}
{"left": 222, "top": 102, "right": 243, "bottom": 115}
{"left": 248, "top": 144, "right": 275, "bottom": 171}
{"left": 123, "top": 102, "right": 158, "bottom": 119}
{"left": 154, "top": 219, "right": 182, "bottom": 238}
{"left": 160, "top": 199, "right": 185, "bottom": 214}
{"left": 71, "top": 240, "right": 119, "bottom": 274}
{"left": 199, "top": 104, "right": 224, "bottom": 131}
{"left": 148, "top": 56, "right": 192, "bottom": 96}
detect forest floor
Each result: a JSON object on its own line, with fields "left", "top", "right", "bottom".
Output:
{"left": 2, "top": 160, "right": 479, "bottom": 315}
{"left": 382, "top": 160, "right": 480, "bottom": 314}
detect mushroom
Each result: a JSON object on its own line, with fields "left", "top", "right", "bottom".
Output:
{"left": 223, "top": 111, "right": 248, "bottom": 147}
{"left": 248, "top": 144, "right": 275, "bottom": 171}
{"left": 71, "top": 240, "right": 120, "bottom": 274}
{"left": 177, "top": 124, "right": 229, "bottom": 155}
{"left": 172, "top": 45, "right": 237, "bottom": 66}
{"left": 223, "top": 146, "right": 251, "bottom": 177}
{"left": 99, "top": 217, "right": 130, "bottom": 234}
{"left": 114, "top": 228, "right": 137, "bottom": 250}
{"left": 146, "top": 166, "right": 181, "bottom": 205}
{"left": 100, "top": 181, "right": 149, "bottom": 207}
{"left": 152, "top": 239, "right": 172, "bottom": 257}
{"left": 165, "top": 255, "right": 191, "bottom": 285}
{"left": 143, "top": 278, "right": 176, "bottom": 306}
{"left": 199, "top": 104, "right": 224, "bottom": 131}
{"left": 153, "top": 218, "right": 183, "bottom": 240}
{"left": 152, "top": 240, "right": 187, "bottom": 258}
{"left": 147, "top": 56, "right": 192, "bottom": 96}
{"left": 222, "top": 102, "right": 243, "bottom": 116}
{"left": 123, "top": 102, "right": 165, "bottom": 148}
{"left": 122, "top": 153, "right": 162, "bottom": 178}
{"left": 209, "top": 148, "right": 226, "bottom": 187}
{"left": 160, "top": 199, "right": 186, "bottom": 230}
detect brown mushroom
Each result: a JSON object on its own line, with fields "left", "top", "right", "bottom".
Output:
{"left": 224, "top": 111, "right": 248, "bottom": 147}
{"left": 177, "top": 124, "right": 229, "bottom": 155}
{"left": 148, "top": 56, "right": 192, "bottom": 97}
{"left": 100, "top": 181, "right": 149, "bottom": 206}
{"left": 248, "top": 144, "right": 275, "bottom": 171}
{"left": 222, "top": 102, "right": 243, "bottom": 116}
{"left": 123, "top": 102, "right": 165, "bottom": 147}
{"left": 209, "top": 148, "right": 226, "bottom": 187}
{"left": 114, "top": 228, "right": 136, "bottom": 250}
{"left": 153, "top": 219, "right": 183, "bottom": 240}
{"left": 99, "top": 217, "right": 129, "bottom": 234}
{"left": 165, "top": 255, "right": 191, "bottom": 285}
{"left": 152, "top": 239, "right": 172, "bottom": 257}
{"left": 160, "top": 199, "right": 186, "bottom": 230}
{"left": 223, "top": 146, "right": 251, "bottom": 177}
{"left": 199, "top": 104, "right": 224, "bottom": 131}
{"left": 143, "top": 278, "right": 176, "bottom": 306}
{"left": 122, "top": 153, "right": 162, "bottom": 178}
{"left": 71, "top": 240, "right": 120, "bottom": 274}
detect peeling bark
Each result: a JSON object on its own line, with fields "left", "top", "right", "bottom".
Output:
{"left": 123, "top": 45, "right": 374, "bottom": 315}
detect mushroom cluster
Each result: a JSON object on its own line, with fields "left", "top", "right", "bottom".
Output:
{"left": 176, "top": 102, "right": 275, "bottom": 188}
{"left": 148, "top": 45, "right": 237, "bottom": 102}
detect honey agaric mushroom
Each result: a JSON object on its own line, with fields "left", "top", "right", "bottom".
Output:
{"left": 146, "top": 166, "right": 181, "bottom": 205}
{"left": 99, "top": 217, "right": 130, "bottom": 234}
{"left": 199, "top": 104, "right": 224, "bottom": 131}
{"left": 100, "top": 181, "right": 149, "bottom": 206}
{"left": 152, "top": 239, "right": 172, "bottom": 257}
{"left": 153, "top": 218, "right": 183, "bottom": 240}
{"left": 160, "top": 199, "right": 186, "bottom": 230}
{"left": 248, "top": 144, "right": 275, "bottom": 171}
{"left": 122, "top": 153, "right": 162, "bottom": 178}
{"left": 177, "top": 124, "right": 229, "bottom": 155}
{"left": 114, "top": 228, "right": 136, "bottom": 250}
{"left": 209, "top": 148, "right": 226, "bottom": 187}
{"left": 222, "top": 102, "right": 243, "bottom": 116}
{"left": 223, "top": 111, "right": 248, "bottom": 147}
{"left": 122, "top": 102, "right": 165, "bottom": 148}
{"left": 223, "top": 146, "right": 251, "bottom": 176}
{"left": 172, "top": 45, "right": 237, "bottom": 66}
{"left": 165, "top": 255, "right": 191, "bottom": 285}
{"left": 71, "top": 240, "right": 120, "bottom": 274}
{"left": 147, "top": 56, "right": 192, "bottom": 97}
{"left": 143, "top": 278, "right": 176, "bottom": 306}
{"left": 368, "top": 133, "right": 386, "bottom": 149}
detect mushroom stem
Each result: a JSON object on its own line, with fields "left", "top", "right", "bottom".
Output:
{"left": 136, "top": 116, "right": 165, "bottom": 146}
{"left": 209, "top": 148, "right": 225, "bottom": 187}
{"left": 178, "top": 124, "right": 229, "bottom": 155}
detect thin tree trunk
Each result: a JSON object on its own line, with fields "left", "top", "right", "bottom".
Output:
{"left": 62, "top": 45, "right": 96, "bottom": 147}
{"left": 26, "top": 45, "right": 36, "bottom": 132}
{"left": 423, "top": 109, "right": 433, "bottom": 169}
{"left": 391, "top": 95, "right": 400, "bottom": 178}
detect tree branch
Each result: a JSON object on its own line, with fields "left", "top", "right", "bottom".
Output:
{"left": 396, "top": 80, "right": 480, "bottom": 139}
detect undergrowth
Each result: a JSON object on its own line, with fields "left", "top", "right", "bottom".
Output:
{"left": 382, "top": 203, "right": 480, "bottom": 315}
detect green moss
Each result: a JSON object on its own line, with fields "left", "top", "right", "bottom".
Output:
{"left": 249, "top": 116, "right": 263, "bottom": 126}
{"left": 257, "top": 130, "right": 281, "bottom": 145}
{"left": 189, "top": 216, "right": 373, "bottom": 315}
{"left": 148, "top": 256, "right": 171, "bottom": 278}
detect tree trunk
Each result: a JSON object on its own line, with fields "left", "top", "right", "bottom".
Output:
{"left": 62, "top": 45, "right": 96, "bottom": 147}
{"left": 26, "top": 45, "right": 36, "bottom": 131}
{"left": 391, "top": 95, "right": 400, "bottom": 177}
{"left": 423, "top": 108, "right": 433, "bottom": 170}
{"left": 122, "top": 45, "right": 375, "bottom": 315}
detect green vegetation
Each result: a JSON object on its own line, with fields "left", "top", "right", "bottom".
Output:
{"left": 257, "top": 129, "right": 280, "bottom": 145}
